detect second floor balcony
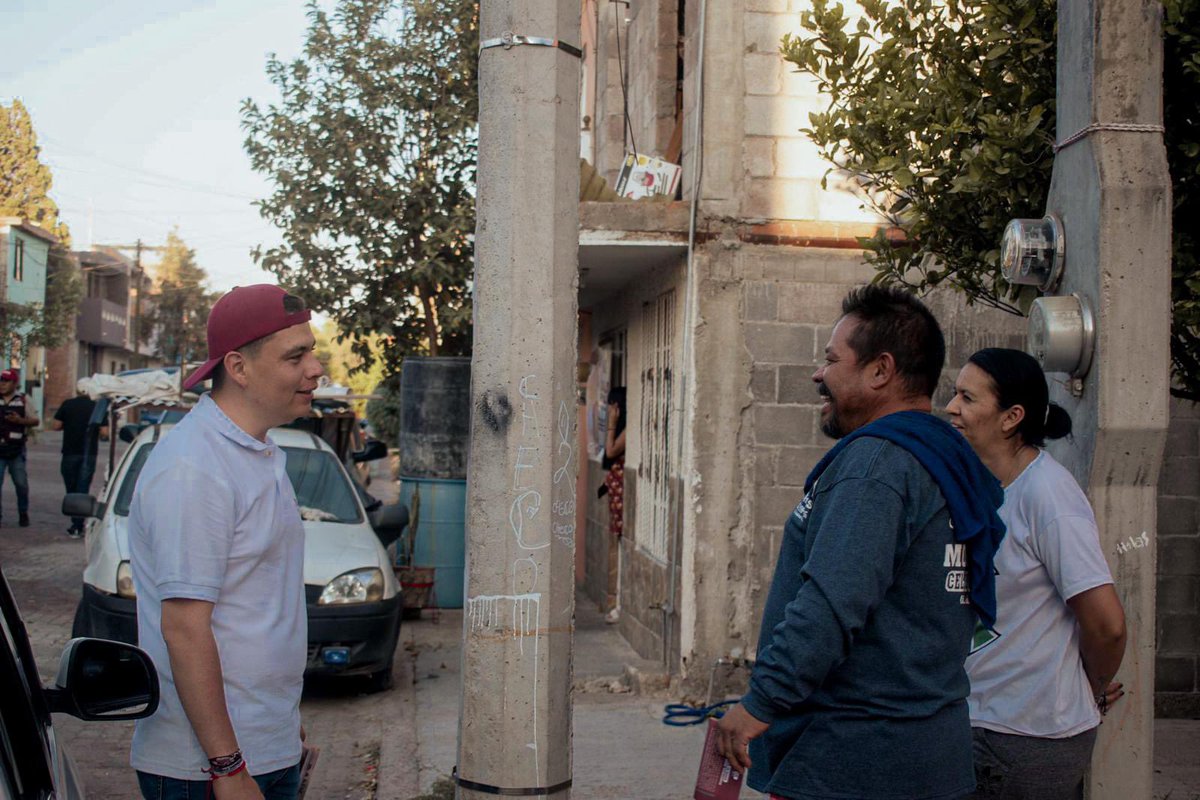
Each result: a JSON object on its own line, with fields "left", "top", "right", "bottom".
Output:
{"left": 77, "top": 296, "right": 128, "bottom": 348}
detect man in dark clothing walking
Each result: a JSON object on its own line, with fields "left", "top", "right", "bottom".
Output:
{"left": 716, "top": 286, "right": 1006, "bottom": 800}
{"left": 0, "top": 368, "right": 39, "bottom": 527}
{"left": 52, "top": 380, "right": 103, "bottom": 537}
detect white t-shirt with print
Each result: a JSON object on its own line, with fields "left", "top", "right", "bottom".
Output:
{"left": 966, "top": 450, "right": 1114, "bottom": 738}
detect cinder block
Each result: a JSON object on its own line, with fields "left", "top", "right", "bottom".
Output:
{"left": 1156, "top": 656, "right": 1197, "bottom": 692}
{"left": 756, "top": 484, "right": 805, "bottom": 529}
{"left": 751, "top": 366, "right": 777, "bottom": 401}
{"left": 745, "top": 10, "right": 795, "bottom": 54}
{"left": 744, "top": 281, "right": 778, "bottom": 321}
{"left": 747, "top": 0, "right": 791, "bottom": 12}
{"left": 745, "top": 53, "right": 784, "bottom": 96}
{"left": 775, "top": 137, "right": 830, "bottom": 180}
{"left": 778, "top": 363, "right": 819, "bottom": 404}
{"left": 744, "top": 95, "right": 802, "bottom": 138}
{"left": 745, "top": 322, "right": 816, "bottom": 364}
{"left": 756, "top": 446, "right": 778, "bottom": 485}
{"left": 744, "top": 177, "right": 822, "bottom": 221}
{"left": 778, "top": 282, "right": 853, "bottom": 324}
{"left": 1157, "top": 496, "right": 1199, "bottom": 537}
{"left": 1160, "top": 538, "right": 1200, "bottom": 576}
{"left": 1161, "top": 457, "right": 1200, "bottom": 498}
{"left": 744, "top": 137, "right": 776, "bottom": 178}
{"left": 776, "top": 445, "right": 830, "bottom": 487}
{"left": 755, "top": 404, "right": 817, "bottom": 446}
{"left": 1159, "top": 614, "right": 1200, "bottom": 654}
{"left": 1157, "top": 576, "right": 1199, "bottom": 614}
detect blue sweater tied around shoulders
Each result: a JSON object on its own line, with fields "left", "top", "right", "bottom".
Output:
{"left": 804, "top": 411, "right": 1006, "bottom": 629}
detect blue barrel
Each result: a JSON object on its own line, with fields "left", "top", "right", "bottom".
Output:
{"left": 397, "top": 477, "right": 467, "bottom": 608}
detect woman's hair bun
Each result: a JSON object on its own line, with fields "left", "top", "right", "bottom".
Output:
{"left": 1044, "top": 402, "right": 1073, "bottom": 441}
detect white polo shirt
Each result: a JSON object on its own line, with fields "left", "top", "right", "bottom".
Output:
{"left": 129, "top": 394, "right": 306, "bottom": 779}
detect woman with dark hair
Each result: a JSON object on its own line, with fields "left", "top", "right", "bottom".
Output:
{"left": 603, "top": 387, "right": 627, "bottom": 539}
{"left": 947, "top": 348, "right": 1127, "bottom": 799}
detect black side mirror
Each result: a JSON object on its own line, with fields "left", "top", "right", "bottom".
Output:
{"left": 45, "top": 638, "right": 159, "bottom": 721}
{"left": 369, "top": 503, "right": 409, "bottom": 548}
{"left": 351, "top": 439, "right": 388, "bottom": 463}
{"left": 62, "top": 493, "right": 101, "bottom": 519}
{"left": 119, "top": 424, "right": 142, "bottom": 444}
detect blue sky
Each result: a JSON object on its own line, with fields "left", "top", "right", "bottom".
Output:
{"left": 1, "top": 0, "right": 321, "bottom": 291}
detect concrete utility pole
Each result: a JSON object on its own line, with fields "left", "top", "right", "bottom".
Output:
{"left": 1044, "top": 2, "right": 1170, "bottom": 797}
{"left": 458, "top": 2, "right": 582, "bottom": 799}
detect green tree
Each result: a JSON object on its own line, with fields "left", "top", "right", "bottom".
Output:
{"left": 0, "top": 99, "right": 83, "bottom": 356}
{"left": 0, "top": 100, "right": 69, "bottom": 241}
{"left": 314, "top": 319, "right": 388, "bottom": 414}
{"left": 242, "top": 0, "right": 478, "bottom": 375}
{"left": 783, "top": 0, "right": 1200, "bottom": 397}
{"left": 146, "top": 231, "right": 214, "bottom": 365}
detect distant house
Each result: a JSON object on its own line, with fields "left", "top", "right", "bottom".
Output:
{"left": 0, "top": 217, "right": 56, "bottom": 419}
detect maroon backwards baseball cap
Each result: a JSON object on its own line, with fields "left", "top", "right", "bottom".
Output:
{"left": 0, "top": 370, "right": 17, "bottom": 383}
{"left": 182, "top": 285, "right": 311, "bottom": 392}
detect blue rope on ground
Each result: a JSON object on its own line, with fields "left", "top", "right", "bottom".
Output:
{"left": 661, "top": 700, "right": 736, "bottom": 726}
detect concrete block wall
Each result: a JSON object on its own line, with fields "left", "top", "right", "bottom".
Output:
{"left": 1157, "top": 396, "right": 1200, "bottom": 716}
{"left": 626, "top": 0, "right": 680, "bottom": 161}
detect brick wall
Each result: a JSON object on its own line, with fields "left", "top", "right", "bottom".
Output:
{"left": 1157, "top": 396, "right": 1200, "bottom": 717}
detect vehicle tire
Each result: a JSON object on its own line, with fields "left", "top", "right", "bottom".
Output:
{"left": 365, "top": 656, "right": 396, "bottom": 693}
{"left": 70, "top": 600, "right": 91, "bottom": 638}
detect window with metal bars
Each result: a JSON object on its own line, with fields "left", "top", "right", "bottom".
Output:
{"left": 636, "top": 289, "right": 677, "bottom": 562}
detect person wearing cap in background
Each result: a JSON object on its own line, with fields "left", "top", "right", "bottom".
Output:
{"left": 128, "top": 285, "right": 322, "bottom": 800}
{"left": 52, "top": 379, "right": 106, "bottom": 538}
{"left": 0, "top": 368, "right": 39, "bottom": 528}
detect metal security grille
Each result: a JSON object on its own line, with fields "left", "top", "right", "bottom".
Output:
{"left": 637, "top": 289, "right": 676, "bottom": 563}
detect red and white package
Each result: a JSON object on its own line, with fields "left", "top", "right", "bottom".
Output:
{"left": 694, "top": 718, "right": 744, "bottom": 800}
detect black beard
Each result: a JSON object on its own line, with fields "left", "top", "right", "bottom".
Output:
{"left": 818, "top": 384, "right": 845, "bottom": 439}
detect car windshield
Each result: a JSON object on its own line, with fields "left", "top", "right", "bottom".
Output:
{"left": 283, "top": 447, "right": 362, "bottom": 523}
{"left": 114, "top": 442, "right": 362, "bottom": 524}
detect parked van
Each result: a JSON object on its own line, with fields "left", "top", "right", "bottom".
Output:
{"left": 65, "top": 423, "right": 408, "bottom": 691}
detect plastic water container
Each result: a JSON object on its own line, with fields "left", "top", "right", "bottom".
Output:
{"left": 399, "top": 357, "right": 471, "bottom": 480}
{"left": 397, "top": 476, "right": 467, "bottom": 608}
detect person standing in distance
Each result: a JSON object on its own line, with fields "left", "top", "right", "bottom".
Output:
{"left": 0, "top": 368, "right": 38, "bottom": 527}
{"left": 129, "top": 285, "right": 322, "bottom": 800}
{"left": 52, "top": 379, "right": 106, "bottom": 538}
{"left": 716, "top": 286, "right": 1006, "bottom": 800}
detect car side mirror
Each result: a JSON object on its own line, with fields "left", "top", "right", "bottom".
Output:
{"left": 119, "top": 424, "right": 141, "bottom": 444}
{"left": 351, "top": 439, "right": 388, "bottom": 463}
{"left": 62, "top": 493, "right": 102, "bottom": 519}
{"left": 45, "top": 638, "right": 159, "bottom": 721}
{"left": 369, "top": 503, "right": 409, "bottom": 549}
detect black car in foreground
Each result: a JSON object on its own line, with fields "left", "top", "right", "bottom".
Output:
{"left": 0, "top": 563, "right": 159, "bottom": 799}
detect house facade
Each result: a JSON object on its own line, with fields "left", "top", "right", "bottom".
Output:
{"left": 571, "top": 0, "right": 1198, "bottom": 715}
{"left": 0, "top": 218, "right": 56, "bottom": 419}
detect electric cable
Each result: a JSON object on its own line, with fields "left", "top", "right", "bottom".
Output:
{"left": 612, "top": 0, "right": 638, "bottom": 158}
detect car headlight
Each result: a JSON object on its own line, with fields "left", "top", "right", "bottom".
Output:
{"left": 318, "top": 568, "right": 384, "bottom": 605}
{"left": 116, "top": 561, "right": 136, "bottom": 599}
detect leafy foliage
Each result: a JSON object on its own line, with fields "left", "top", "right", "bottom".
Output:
{"left": 366, "top": 373, "right": 402, "bottom": 448}
{"left": 0, "top": 100, "right": 82, "bottom": 356}
{"left": 0, "top": 100, "right": 69, "bottom": 242}
{"left": 144, "top": 231, "right": 214, "bottom": 365}
{"left": 314, "top": 320, "right": 388, "bottom": 415}
{"left": 242, "top": 0, "right": 478, "bottom": 375}
{"left": 1165, "top": 0, "right": 1200, "bottom": 399}
{"left": 783, "top": 0, "right": 1200, "bottom": 398}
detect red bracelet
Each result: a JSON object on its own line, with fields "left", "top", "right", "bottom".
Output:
{"left": 210, "top": 761, "right": 247, "bottom": 782}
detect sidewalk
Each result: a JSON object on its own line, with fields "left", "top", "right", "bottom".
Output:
{"left": 380, "top": 597, "right": 1200, "bottom": 800}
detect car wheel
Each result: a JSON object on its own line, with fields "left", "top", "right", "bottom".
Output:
{"left": 70, "top": 600, "right": 91, "bottom": 638}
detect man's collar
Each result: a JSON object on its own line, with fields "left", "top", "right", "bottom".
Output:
{"left": 196, "top": 394, "right": 273, "bottom": 452}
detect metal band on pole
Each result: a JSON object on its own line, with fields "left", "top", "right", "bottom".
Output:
{"left": 453, "top": 767, "right": 573, "bottom": 796}
{"left": 1054, "top": 122, "right": 1165, "bottom": 152}
{"left": 479, "top": 31, "right": 583, "bottom": 59}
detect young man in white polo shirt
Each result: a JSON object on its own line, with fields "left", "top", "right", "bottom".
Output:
{"left": 129, "top": 285, "right": 323, "bottom": 800}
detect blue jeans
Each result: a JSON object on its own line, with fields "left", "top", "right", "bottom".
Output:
{"left": 60, "top": 453, "right": 96, "bottom": 529}
{"left": 136, "top": 764, "right": 301, "bottom": 800}
{"left": 0, "top": 453, "right": 29, "bottom": 516}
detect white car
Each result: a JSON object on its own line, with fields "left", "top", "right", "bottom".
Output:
{"left": 65, "top": 423, "right": 408, "bottom": 691}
